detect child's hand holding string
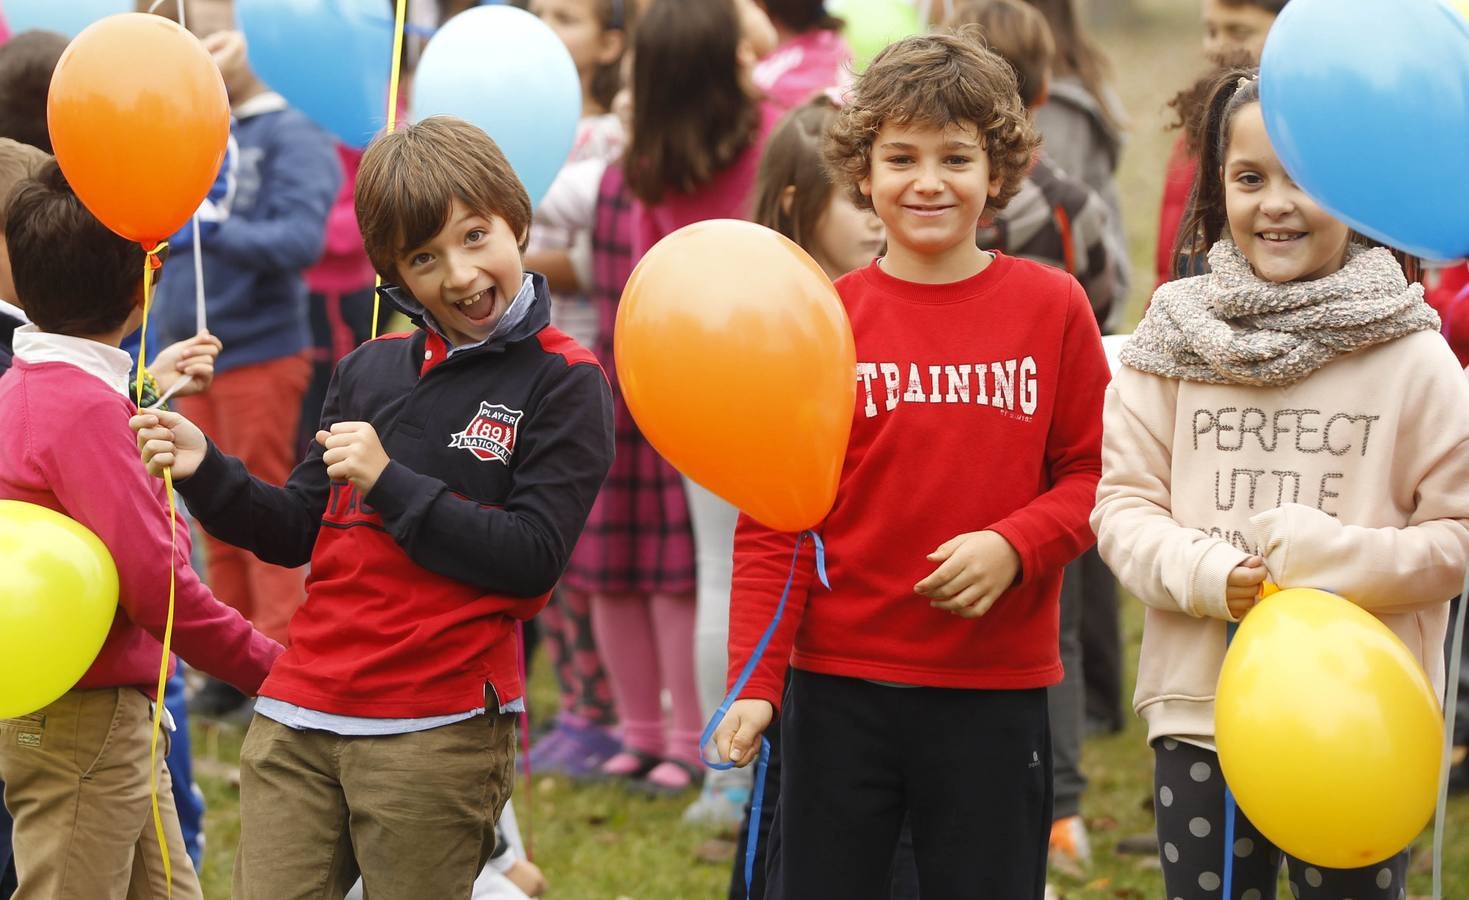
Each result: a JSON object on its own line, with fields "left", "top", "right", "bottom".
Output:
{"left": 713, "top": 698, "right": 774, "bottom": 768}
{"left": 915, "top": 530, "right": 1021, "bottom": 618}
{"left": 149, "top": 331, "right": 222, "bottom": 399}
{"left": 131, "top": 409, "right": 208, "bottom": 480}
{"left": 1226, "top": 555, "right": 1269, "bottom": 619}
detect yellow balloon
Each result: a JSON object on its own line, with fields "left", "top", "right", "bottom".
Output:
{"left": 0, "top": 501, "right": 119, "bottom": 718}
{"left": 1216, "top": 588, "right": 1443, "bottom": 869}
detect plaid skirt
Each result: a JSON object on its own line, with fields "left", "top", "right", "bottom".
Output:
{"left": 563, "top": 395, "right": 696, "bottom": 596}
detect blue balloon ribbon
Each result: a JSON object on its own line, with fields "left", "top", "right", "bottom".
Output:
{"left": 697, "top": 530, "right": 828, "bottom": 898}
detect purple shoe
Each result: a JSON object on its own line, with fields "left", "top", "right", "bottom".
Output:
{"left": 528, "top": 719, "right": 621, "bottom": 779}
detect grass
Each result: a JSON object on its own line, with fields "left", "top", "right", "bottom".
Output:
{"left": 188, "top": 3, "right": 1469, "bottom": 896}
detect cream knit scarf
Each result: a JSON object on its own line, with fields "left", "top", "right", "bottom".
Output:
{"left": 1122, "top": 240, "right": 1440, "bottom": 386}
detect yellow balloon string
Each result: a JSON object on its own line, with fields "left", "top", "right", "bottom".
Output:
{"left": 148, "top": 469, "right": 179, "bottom": 898}
{"left": 136, "top": 240, "right": 175, "bottom": 896}
{"left": 371, "top": 0, "right": 409, "bottom": 341}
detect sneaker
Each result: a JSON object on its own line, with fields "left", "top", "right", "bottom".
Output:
{"left": 527, "top": 719, "right": 621, "bottom": 779}
{"left": 1048, "top": 815, "right": 1091, "bottom": 879}
{"left": 682, "top": 780, "right": 751, "bottom": 829}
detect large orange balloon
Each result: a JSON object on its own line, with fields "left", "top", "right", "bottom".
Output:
{"left": 48, "top": 13, "right": 229, "bottom": 245}
{"left": 1217, "top": 588, "right": 1443, "bottom": 868}
{"left": 616, "top": 220, "right": 856, "bottom": 533}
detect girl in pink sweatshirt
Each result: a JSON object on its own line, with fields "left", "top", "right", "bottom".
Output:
{"left": 1092, "top": 68, "right": 1469, "bottom": 900}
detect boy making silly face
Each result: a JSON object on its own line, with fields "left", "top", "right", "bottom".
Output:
{"left": 395, "top": 200, "right": 527, "bottom": 348}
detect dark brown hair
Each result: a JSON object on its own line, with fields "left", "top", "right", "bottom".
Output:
{"left": 1171, "top": 66, "right": 1419, "bottom": 281}
{"left": 1018, "top": 0, "right": 1122, "bottom": 132}
{"left": 0, "top": 31, "right": 67, "bottom": 154}
{"left": 0, "top": 139, "right": 50, "bottom": 231}
{"left": 760, "top": 0, "right": 841, "bottom": 33}
{"left": 946, "top": 0, "right": 1055, "bottom": 109}
{"left": 356, "top": 117, "right": 532, "bottom": 283}
{"left": 824, "top": 28, "right": 1039, "bottom": 212}
{"left": 8, "top": 160, "right": 145, "bottom": 335}
{"left": 624, "top": 0, "right": 761, "bottom": 205}
{"left": 587, "top": 0, "right": 638, "bottom": 113}
{"left": 753, "top": 96, "right": 840, "bottom": 248}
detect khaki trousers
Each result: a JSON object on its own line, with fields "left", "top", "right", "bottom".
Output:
{"left": 0, "top": 688, "right": 201, "bottom": 900}
{"left": 234, "top": 711, "right": 518, "bottom": 900}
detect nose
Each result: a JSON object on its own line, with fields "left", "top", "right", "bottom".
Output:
{"left": 1259, "top": 184, "right": 1296, "bottom": 218}
{"left": 913, "top": 162, "right": 943, "bottom": 195}
{"left": 444, "top": 252, "right": 477, "bottom": 293}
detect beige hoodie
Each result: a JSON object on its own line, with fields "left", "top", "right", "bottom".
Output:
{"left": 1092, "top": 330, "right": 1469, "bottom": 747}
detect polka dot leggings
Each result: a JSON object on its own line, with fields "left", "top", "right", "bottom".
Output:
{"left": 1153, "top": 738, "right": 1409, "bottom": 900}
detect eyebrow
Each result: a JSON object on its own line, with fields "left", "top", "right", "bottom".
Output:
{"left": 878, "top": 140, "right": 980, "bottom": 151}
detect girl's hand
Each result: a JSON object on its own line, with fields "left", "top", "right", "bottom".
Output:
{"left": 150, "top": 331, "right": 222, "bottom": 398}
{"left": 713, "top": 698, "right": 774, "bottom": 768}
{"left": 131, "top": 409, "right": 208, "bottom": 480}
{"left": 1226, "top": 556, "right": 1269, "bottom": 619}
{"left": 504, "top": 859, "right": 547, "bottom": 897}
{"left": 915, "top": 530, "right": 1022, "bottom": 618}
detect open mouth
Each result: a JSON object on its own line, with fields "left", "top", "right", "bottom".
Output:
{"left": 452, "top": 286, "right": 499, "bottom": 323}
{"left": 1258, "top": 231, "right": 1306, "bottom": 244}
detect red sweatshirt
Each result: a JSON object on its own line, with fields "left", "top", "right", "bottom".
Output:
{"left": 727, "top": 255, "right": 1107, "bottom": 709}
{"left": 1154, "top": 133, "right": 1196, "bottom": 288}
{"left": 0, "top": 350, "right": 282, "bottom": 697}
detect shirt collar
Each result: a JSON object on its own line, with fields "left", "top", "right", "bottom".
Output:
{"left": 0, "top": 297, "right": 27, "bottom": 324}
{"left": 415, "top": 274, "right": 537, "bottom": 357}
{"left": 233, "top": 91, "right": 289, "bottom": 120}
{"left": 12, "top": 324, "right": 134, "bottom": 396}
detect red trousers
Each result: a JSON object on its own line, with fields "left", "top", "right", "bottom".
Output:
{"left": 177, "top": 354, "right": 311, "bottom": 645}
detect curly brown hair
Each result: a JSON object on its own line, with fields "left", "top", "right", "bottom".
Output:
{"left": 824, "top": 28, "right": 1039, "bottom": 213}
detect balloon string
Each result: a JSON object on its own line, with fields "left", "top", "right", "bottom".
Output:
{"left": 135, "top": 239, "right": 176, "bottom": 896}
{"left": 371, "top": 0, "right": 409, "bottom": 342}
{"left": 1222, "top": 621, "right": 1238, "bottom": 900}
{"left": 135, "top": 243, "right": 168, "bottom": 409}
{"left": 1434, "top": 575, "right": 1468, "bottom": 900}
{"left": 148, "top": 468, "right": 179, "bottom": 898}
{"left": 697, "top": 530, "right": 828, "bottom": 897}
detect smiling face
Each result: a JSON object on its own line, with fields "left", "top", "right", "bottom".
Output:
{"left": 1223, "top": 103, "right": 1349, "bottom": 284}
{"left": 859, "top": 119, "right": 1000, "bottom": 278}
{"left": 396, "top": 199, "right": 526, "bottom": 346}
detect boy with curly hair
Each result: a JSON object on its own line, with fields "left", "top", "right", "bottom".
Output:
{"left": 712, "top": 29, "right": 1108, "bottom": 898}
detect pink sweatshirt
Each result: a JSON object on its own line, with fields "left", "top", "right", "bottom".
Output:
{"left": 305, "top": 145, "right": 376, "bottom": 296}
{"left": 752, "top": 29, "right": 853, "bottom": 113}
{"left": 0, "top": 336, "right": 282, "bottom": 697}
{"left": 632, "top": 103, "right": 783, "bottom": 259}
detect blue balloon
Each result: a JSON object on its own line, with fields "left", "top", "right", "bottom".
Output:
{"left": 411, "top": 6, "right": 581, "bottom": 208}
{"left": 237, "top": 0, "right": 393, "bottom": 149}
{"left": 1260, "top": 0, "right": 1469, "bottom": 261}
{"left": 5, "top": 0, "right": 130, "bottom": 38}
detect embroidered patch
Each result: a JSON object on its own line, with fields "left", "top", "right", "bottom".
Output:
{"left": 448, "top": 402, "right": 524, "bottom": 465}
{"left": 16, "top": 732, "right": 40, "bottom": 748}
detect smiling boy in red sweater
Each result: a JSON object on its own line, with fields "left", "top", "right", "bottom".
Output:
{"left": 712, "top": 30, "right": 1108, "bottom": 899}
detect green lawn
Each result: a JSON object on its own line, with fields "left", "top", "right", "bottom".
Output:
{"left": 189, "top": 3, "right": 1469, "bottom": 896}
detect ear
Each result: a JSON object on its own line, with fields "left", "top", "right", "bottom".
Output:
{"left": 987, "top": 168, "right": 1003, "bottom": 200}
{"left": 596, "top": 27, "right": 626, "bottom": 67}
{"left": 859, "top": 173, "right": 872, "bottom": 200}
{"left": 1031, "top": 75, "right": 1050, "bottom": 109}
{"left": 779, "top": 184, "right": 797, "bottom": 218}
{"left": 131, "top": 279, "right": 148, "bottom": 310}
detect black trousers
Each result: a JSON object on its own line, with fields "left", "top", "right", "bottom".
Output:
{"left": 771, "top": 671, "right": 1052, "bottom": 900}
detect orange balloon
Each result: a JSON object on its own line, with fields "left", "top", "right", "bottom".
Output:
{"left": 48, "top": 13, "right": 229, "bottom": 245}
{"left": 615, "top": 219, "right": 856, "bottom": 533}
